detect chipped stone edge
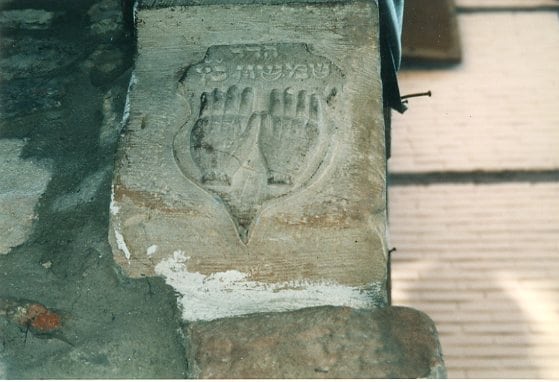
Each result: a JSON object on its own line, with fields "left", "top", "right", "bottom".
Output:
{"left": 109, "top": 71, "right": 139, "bottom": 263}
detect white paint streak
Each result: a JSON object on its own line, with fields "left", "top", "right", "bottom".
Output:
{"left": 114, "top": 228, "right": 131, "bottom": 261}
{"left": 120, "top": 72, "right": 137, "bottom": 128}
{"left": 110, "top": 185, "right": 120, "bottom": 215}
{"left": 110, "top": 184, "right": 131, "bottom": 261}
{"left": 155, "top": 252, "right": 379, "bottom": 321}
{"left": 146, "top": 244, "right": 158, "bottom": 257}
{"left": 132, "top": 0, "right": 139, "bottom": 25}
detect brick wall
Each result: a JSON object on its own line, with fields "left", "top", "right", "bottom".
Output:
{"left": 388, "top": 6, "right": 559, "bottom": 379}
{"left": 390, "top": 12, "right": 559, "bottom": 173}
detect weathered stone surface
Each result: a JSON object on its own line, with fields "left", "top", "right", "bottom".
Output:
{"left": 0, "top": 77, "right": 65, "bottom": 119}
{"left": 185, "top": 305, "right": 446, "bottom": 379}
{"left": 0, "top": 9, "right": 56, "bottom": 30}
{"left": 87, "top": 0, "right": 125, "bottom": 39}
{"left": 0, "top": 140, "right": 51, "bottom": 255}
{"left": 0, "top": 20, "right": 85, "bottom": 120}
{"left": 0, "top": 36, "right": 82, "bottom": 81}
{"left": 88, "top": 46, "right": 128, "bottom": 86}
{"left": 50, "top": 166, "right": 111, "bottom": 212}
{"left": 110, "top": 0, "right": 387, "bottom": 319}
{"left": 0, "top": 0, "right": 189, "bottom": 378}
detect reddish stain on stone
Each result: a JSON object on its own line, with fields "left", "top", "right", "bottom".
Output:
{"left": 16, "top": 303, "right": 62, "bottom": 333}
{"left": 26, "top": 303, "right": 48, "bottom": 319}
{"left": 31, "top": 310, "right": 62, "bottom": 332}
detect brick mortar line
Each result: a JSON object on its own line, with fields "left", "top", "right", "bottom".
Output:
{"left": 456, "top": 6, "right": 559, "bottom": 13}
{"left": 388, "top": 169, "right": 559, "bottom": 186}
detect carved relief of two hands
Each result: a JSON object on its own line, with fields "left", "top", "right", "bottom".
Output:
{"left": 190, "top": 85, "right": 322, "bottom": 187}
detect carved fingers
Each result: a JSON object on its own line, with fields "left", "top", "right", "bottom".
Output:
{"left": 224, "top": 86, "right": 239, "bottom": 114}
{"left": 200, "top": 86, "right": 255, "bottom": 119}
{"left": 261, "top": 88, "right": 322, "bottom": 185}
{"left": 268, "top": 88, "right": 321, "bottom": 124}
{"left": 192, "top": 85, "right": 322, "bottom": 187}
{"left": 238, "top": 87, "right": 255, "bottom": 118}
{"left": 308, "top": 92, "right": 321, "bottom": 124}
{"left": 295, "top": 90, "right": 309, "bottom": 118}
{"left": 191, "top": 86, "right": 256, "bottom": 185}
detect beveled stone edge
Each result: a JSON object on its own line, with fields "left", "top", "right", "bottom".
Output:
{"left": 138, "top": 0, "right": 377, "bottom": 9}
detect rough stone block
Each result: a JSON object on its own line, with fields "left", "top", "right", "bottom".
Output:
{"left": 184, "top": 305, "right": 447, "bottom": 379}
{"left": 110, "top": 0, "right": 388, "bottom": 319}
{"left": 0, "top": 140, "right": 51, "bottom": 255}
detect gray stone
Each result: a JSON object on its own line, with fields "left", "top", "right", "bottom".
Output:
{"left": 0, "top": 77, "right": 66, "bottom": 119}
{"left": 0, "top": 1, "right": 188, "bottom": 379}
{"left": 0, "top": 36, "right": 82, "bottom": 81}
{"left": 99, "top": 88, "right": 127, "bottom": 148}
{"left": 185, "top": 305, "right": 447, "bottom": 379}
{"left": 88, "top": 46, "right": 128, "bottom": 86}
{"left": 50, "top": 166, "right": 111, "bottom": 212}
{"left": 0, "top": 139, "right": 51, "bottom": 255}
{"left": 87, "top": 0, "right": 125, "bottom": 38}
{"left": 0, "top": 9, "right": 56, "bottom": 30}
{"left": 110, "top": 0, "right": 388, "bottom": 320}
{"left": 0, "top": 14, "right": 89, "bottom": 120}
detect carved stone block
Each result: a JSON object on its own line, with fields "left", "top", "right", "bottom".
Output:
{"left": 184, "top": 306, "right": 447, "bottom": 379}
{"left": 110, "top": 0, "right": 388, "bottom": 320}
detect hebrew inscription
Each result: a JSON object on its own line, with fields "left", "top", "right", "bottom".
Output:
{"left": 174, "top": 43, "right": 343, "bottom": 243}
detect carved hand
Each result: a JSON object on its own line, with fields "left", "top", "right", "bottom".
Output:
{"left": 260, "top": 88, "right": 321, "bottom": 185}
{"left": 190, "top": 86, "right": 256, "bottom": 185}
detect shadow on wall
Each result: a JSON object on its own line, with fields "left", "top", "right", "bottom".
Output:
{"left": 391, "top": 257, "right": 559, "bottom": 378}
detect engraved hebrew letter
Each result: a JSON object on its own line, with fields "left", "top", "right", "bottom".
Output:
{"left": 262, "top": 45, "right": 279, "bottom": 59}
{"left": 261, "top": 64, "right": 283, "bottom": 81}
{"left": 311, "top": 62, "right": 330, "bottom": 79}
{"left": 285, "top": 63, "right": 309, "bottom": 80}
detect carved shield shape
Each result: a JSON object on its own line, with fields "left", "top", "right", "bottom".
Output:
{"left": 174, "top": 43, "right": 343, "bottom": 243}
